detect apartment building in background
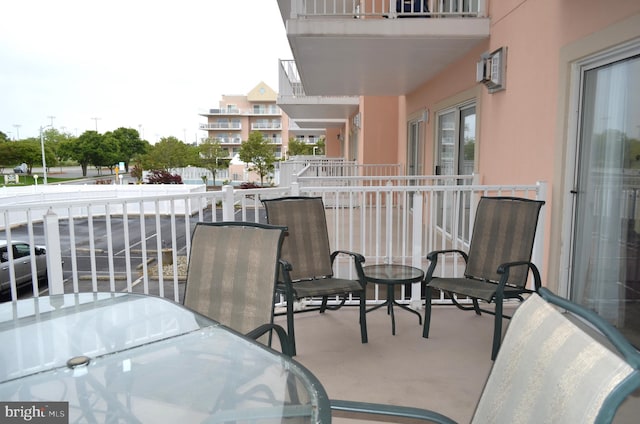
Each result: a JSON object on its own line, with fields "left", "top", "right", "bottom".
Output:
{"left": 199, "top": 82, "right": 324, "bottom": 161}
{"left": 276, "top": 1, "right": 640, "bottom": 344}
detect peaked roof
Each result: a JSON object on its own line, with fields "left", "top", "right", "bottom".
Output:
{"left": 247, "top": 82, "right": 277, "bottom": 102}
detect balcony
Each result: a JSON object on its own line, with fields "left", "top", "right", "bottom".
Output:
{"left": 202, "top": 108, "right": 241, "bottom": 115}
{"left": 250, "top": 106, "right": 281, "bottom": 116}
{"left": 1, "top": 163, "right": 638, "bottom": 422}
{"left": 251, "top": 122, "right": 283, "bottom": 131}
{"left": 216, "top": 136, "right": 242, "bottom": 144}
{"left": 278, "top": 59, "right": 359, "bottom": 127}
{"left": 277, "top": 0, "right": 490, "bottom": 96}
{"left": 200, "top": 122, "right": 242, "bottom": 130}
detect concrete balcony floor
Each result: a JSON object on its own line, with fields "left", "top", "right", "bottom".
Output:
{"left": 276, "top": 303, "right": 640, "bottom": 423}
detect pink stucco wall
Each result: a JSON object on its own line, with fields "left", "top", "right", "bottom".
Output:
{"left": 356, "top": 0, "right": 640, "bottom": 284}
{"left": 394, "top": 0, "right": 640, "bottom": 187}
{"left": 359, "top": 96, "right": 400, "bottom": 164}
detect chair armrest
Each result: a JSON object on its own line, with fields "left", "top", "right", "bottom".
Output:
{"left": 330, "top": 250, "right": 367, "bottom": 284}
{"left": 425, "top": 249, "right": 469, "bottom": 283}
{"left": 330, "top": 250, "right": 365, "bottom": 264}
{"left": 426, "top": 249, "right": 468, "bottom": 262}
{"left": 496, "top": 260, "right": 542, "bottom": 291}
{"left": 330, "top": 400, "right": 458, "bottom": 423}
{"left": 245, "top": 323, "right": 294, "bottom": 357}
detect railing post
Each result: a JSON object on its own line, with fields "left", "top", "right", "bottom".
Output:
{"left": 291, "top": 182, "right": 300, "bottom": 196}
{"left": 222, "top": 185, "right": 234, "bottom": 221}
{"left": 385, "top": 181, "right": 393, "bottom": 263}
{"left": 531, "top": 180, "right": 548, "bottom": 288}
{"left": 411, "top": 192, "right": 424, "bottom": 310}
{"left": 43, "top": 208, "right": 64, "bottom": 295}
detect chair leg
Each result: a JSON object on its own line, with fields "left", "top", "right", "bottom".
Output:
{"left": 359, "top": 290, "right": 368, "bottom": 344}
{"left": 491, "top": 297, "right": 504, "bottom": 361}
{"left": 423, "top": 285, "right": 432, "bottom": 338}
{"left": 472, "top": 298, "right": 482, "bottom": 315}
{"left": 286, "top": 294, "right": 297, "bottom": 356}
{"left": 320, "top": 296, "right": 328, "bottom": 313}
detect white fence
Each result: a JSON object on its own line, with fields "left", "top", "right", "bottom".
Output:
{"left": 1, "top": 178, "right": 547, "bottom": 308}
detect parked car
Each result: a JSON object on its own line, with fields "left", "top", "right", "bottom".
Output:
{"left": 13, "top": 163, "right": 27, "bottom": 173}
{"left": 0, "top": 241, "right": 48, "bottom": 296}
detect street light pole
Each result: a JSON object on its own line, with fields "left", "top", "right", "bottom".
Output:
{"left": 13, "top": 124, "right": 20, "bottom": 140}
{"left": 40, "top": 124, "right": 53, "bottom": 185}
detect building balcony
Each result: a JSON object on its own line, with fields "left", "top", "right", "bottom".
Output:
{"left": 250, "top": 107, "right": 281, "bottom": 116}
{"left": 201, "top": 108, "right": 241, "bottom": 115}
{"left": 200, "top": 122, "right": 242, "bottom": 130}
{"left": 278, "top": 59, "right": 359, "bottom": 128}
{"left": 0, "top": 163, "right": 638, "bottom": 422}
{"left": 276, "top": 0, "right": 490, "bottom": 96}
{"left": 251, "top": 122, "right": 283, "bottom": 130}
{"left": 217, "top": 137, "right": 242, "bottom": 144}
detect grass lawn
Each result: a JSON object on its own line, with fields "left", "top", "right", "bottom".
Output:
{"left": 3, "top": 175, "right": 76, "bottom": 186}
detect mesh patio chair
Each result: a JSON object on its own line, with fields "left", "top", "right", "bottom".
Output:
{"left": 331, "top": 287, "right": 640, "bottom": 423}
{"left": 262, "top": 196, "right": 368, "bottom": 356}
{"left": 183, "top": 221, "right": 293, "bottom": 356}
{"left": 423, "top": 196, "right": 545, "bottom": 360}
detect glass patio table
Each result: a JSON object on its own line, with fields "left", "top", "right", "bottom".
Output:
{"left": 0, "top": 292, "right": 331, "bottom": 423}
{"left": 364, "top": 264, "right": 424, "bottom": 335}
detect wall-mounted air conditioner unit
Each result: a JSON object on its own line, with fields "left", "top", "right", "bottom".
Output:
{"left": 476, "top": 47, "right": 507, "bottom": 93}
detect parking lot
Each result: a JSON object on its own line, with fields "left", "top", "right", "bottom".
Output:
{"left": 2, "top": 207, "right": 267, "bottom": 301}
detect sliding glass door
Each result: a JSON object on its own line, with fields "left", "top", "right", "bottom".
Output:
{"left": 571, "top": 52, "right": 640, "bottom": 345}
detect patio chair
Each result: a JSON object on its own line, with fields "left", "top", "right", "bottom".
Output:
{"left": 423, "top": 196, "right": 545, "bottom": 360}
{"left": 183, "top": 221, "right": 293, "bottom": 356}
{"left": 262, "top": 196, "right": 368, "bottom": 356}
{"left": 331, "top": 287, "right": 640, "bottom": 423}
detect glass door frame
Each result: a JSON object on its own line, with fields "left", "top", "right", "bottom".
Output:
{"left": 563, "top": 40, "right": 640, "bottom": 314}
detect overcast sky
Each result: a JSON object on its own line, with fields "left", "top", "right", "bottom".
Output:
{"left": 0, "top": 0, "right": 292, "bottom": 143}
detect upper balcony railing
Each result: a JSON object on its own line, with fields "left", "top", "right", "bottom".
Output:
{"left": 290, "top": 0, "right": 486, "bottom": 19}
{"left": 205, "top": 108, "right": 241, "bottom": 115}
{"left": 251, "top": 122, "right": 283, "bottom": 131}
{"left": 251, "top": 107, "right": 281, "bottom": 115}
{"left": 202, "top": 107, "right": 282, "bottom": 116}
{"left": 199, "top": 122, "right": 242, "bottom": 130}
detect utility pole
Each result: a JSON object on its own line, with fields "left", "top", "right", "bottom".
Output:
{"left": 91, "top": 117, "right": 101, "bottom": 132}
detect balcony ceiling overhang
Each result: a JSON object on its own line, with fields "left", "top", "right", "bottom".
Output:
{"left": 285, "top": 18, "right": 490, "bottom": 96}
{"left": 292, "top": 118, "right": 346, "bottom": 128}
{"left": 278, "top": 95, "right": 359, "bottom": 121}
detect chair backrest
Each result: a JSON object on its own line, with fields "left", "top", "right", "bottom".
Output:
{"left": 465, "top": 196, "right": 544, "bottom": 286}
{"left": 183, "top": 222, "right": 286, "bottom": 338}
{"left": 262, "top": 197, "right": 333, "bottom": 281}
{"left": 472, "top": 288, "right": 640, "bottom": 424}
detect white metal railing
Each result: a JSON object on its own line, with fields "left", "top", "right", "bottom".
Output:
{"left": 251, "top": 123, "right": 282, "bottom": 130}
{"left": 1, "top": 177, "right": 547, "bottom": 310}
{"left": 206, "top": 108, "right": 240, "bottom": 114}
{"left": 291, "top": 1, "right": 486, "bottom": 19}
{"left": 199, "top": 122, "right": 242, "bottom": 130}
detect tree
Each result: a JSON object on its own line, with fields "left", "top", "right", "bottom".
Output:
{"left": 63, "top": 131, "right": 103, "bottom": 176}
{"left": 0, "top": 142, "right": 19, "bottom": 171}
{"left": 198, "top": 138, "right": 230, "bottom": 186}
{"left": 0, "top": 131, "right": 10, "bottom": 143}
{"left": 107, "top": 127, "right": 149, "bottom": 172}
{"left": 93, "top": 132, "right": 121, "bottom": 174}
{"left": 286, "top": 138, "right": 312, "bottom": 156}
{"left": 286, "top": 137, "right": 325, "bottom": 158}
{"left": 239, "top": 132, "right": 276, "bottom": 186}
{"left": 142, "top": 136, "right": 199, "bottom": 171}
